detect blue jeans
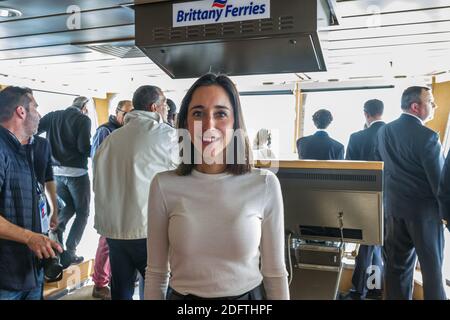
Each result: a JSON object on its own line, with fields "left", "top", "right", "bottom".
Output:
{"left": 55, "top": 174, "right": 90, "bottom": 252}
{"left": 106, "top": 238, "right": 147, "bottom": 300}
{"left": 0, "top": 268, "right": 44, "bottom": 300}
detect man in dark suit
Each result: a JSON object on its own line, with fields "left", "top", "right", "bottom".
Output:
{"left": 438, "top": 154, "right": 450, "bottom": 232}
{"left": 345, "top": 99, "right": 385, "bottom": 300}
{"left": 297, "top": 109, "right": 344, "bottom": 160}
{"left": 376, "top": 86, "right": 446, "bottom": 300}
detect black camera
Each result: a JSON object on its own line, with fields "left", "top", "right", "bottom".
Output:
{"left": 43, "top": 230, "right": 64, "bottom": 283}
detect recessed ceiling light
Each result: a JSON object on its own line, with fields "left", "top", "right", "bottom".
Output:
{"left": 0, "top": 8, "right": 22, "bottom": 18}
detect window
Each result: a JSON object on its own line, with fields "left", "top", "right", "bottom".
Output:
{"left": 302, "top": 88, "right": 403, "bottom": 150}
{"left": 34, "top": 90, "right": 98, "bottom": 136}
{"left": 240, "top": 93, "right": 297, "bottom": 159}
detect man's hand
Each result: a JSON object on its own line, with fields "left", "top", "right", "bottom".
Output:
{"left": 25, "top": 232, "right": 63, "bottom": 260}
{"left": 44, "top": 181, "right": 59, "bottom": 231}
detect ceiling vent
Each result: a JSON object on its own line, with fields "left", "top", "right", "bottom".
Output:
{"left": 84, "top": 45, "right": 146, "bottom": 59}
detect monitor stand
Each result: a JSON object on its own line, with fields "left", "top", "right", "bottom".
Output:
{"left": 288, "top": 238, "right": 344, "bottom": 300}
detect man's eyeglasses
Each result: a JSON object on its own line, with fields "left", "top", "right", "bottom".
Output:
{"left": 116, "top": 108, "right": 132, "bottom": 116}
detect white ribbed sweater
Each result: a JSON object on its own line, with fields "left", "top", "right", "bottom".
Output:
{"left": 144, "top": 168, "right": 289, "bottom": 300}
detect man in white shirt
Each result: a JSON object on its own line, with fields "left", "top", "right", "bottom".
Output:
{"left": 93, "top": 85, "right": 178, "bottom": 300}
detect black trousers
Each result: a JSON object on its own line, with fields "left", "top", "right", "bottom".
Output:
{"left": 168, "top": 283, "right": 266, "bottom": 300}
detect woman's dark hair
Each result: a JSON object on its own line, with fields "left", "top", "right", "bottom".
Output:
{"left": 167, "top": 98, "right": 177, "bottom": 116}
{"left": 176, "top": 73, "right": 252, "bottom": 176}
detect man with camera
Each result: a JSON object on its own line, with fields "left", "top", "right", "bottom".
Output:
{"left": 0, "top": 86, "right": 62, "bottom": 300}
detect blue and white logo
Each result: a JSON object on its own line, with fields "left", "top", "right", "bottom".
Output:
{"left": 173, "top": 0, "right": 270, "bottom": 28}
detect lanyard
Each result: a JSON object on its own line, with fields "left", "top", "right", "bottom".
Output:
{"left": 27, "top": 143, "right": 41, "bottom": 234}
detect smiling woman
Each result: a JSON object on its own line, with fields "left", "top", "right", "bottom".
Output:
{"left": 187, "top": 85, "right": 235, "bottom": 174}
{"left": 144, "top": 73, "right": 290, "bottom": 300}
{"left": 176, "top": 74, "right": 251, "bottom": 176}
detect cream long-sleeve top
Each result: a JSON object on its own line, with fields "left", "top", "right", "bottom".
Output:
{"left": 144, "top": 168, "right": 289, "bottom": 300}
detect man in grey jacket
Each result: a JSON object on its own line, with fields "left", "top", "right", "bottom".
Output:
{"left": 93, "top": 85, "right": 178, "bottom": 300}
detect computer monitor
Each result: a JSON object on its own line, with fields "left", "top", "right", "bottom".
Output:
{"left": 261, "top": 160, "right": 384, "bottom": 245}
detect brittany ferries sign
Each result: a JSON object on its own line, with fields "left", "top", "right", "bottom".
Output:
{"left": 173, "top": 0, "right": 270, "bottom": 27}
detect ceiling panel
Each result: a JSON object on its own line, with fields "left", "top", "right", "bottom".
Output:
{"left": 0, "top": 0, "right": 133, "bottom": 20}
{"left": 328, "top": 32, "right": 450, "bottom": 49}
{"left": 327, "top": 39, "right": 450, "bottom": 54}
{"left": 337, "top": 0, "right": 450, "bottom": 16}
{"left": 0, "top": 7, "right": 133, "bottom": 38}
{"left": 327, "top": 20, "right": 450, "bottom": 40}
{"left": 0, "top": 0, "right": 449, "bottom": 94}
{"left": 0, "top": 52, "right": 117, "bottom": 67}
{"left": 0, "top": 44, "right": 91, "bottom": 60}
{"left": 0, "top": 25, "right": 134, "bottom": 50}
{"left": 8, "top": 61, "right": 159, "bottom": 76}
{"left": 328, "top": 7, "right": 450, "bottom": 30}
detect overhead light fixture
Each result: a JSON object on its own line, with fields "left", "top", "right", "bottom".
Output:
{"left": 0, "top": 7, "right": 22, "bottom": 18}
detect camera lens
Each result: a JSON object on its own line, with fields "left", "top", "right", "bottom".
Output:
{"left": 43, "top": 257, "right": 63, "bottom": 282}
